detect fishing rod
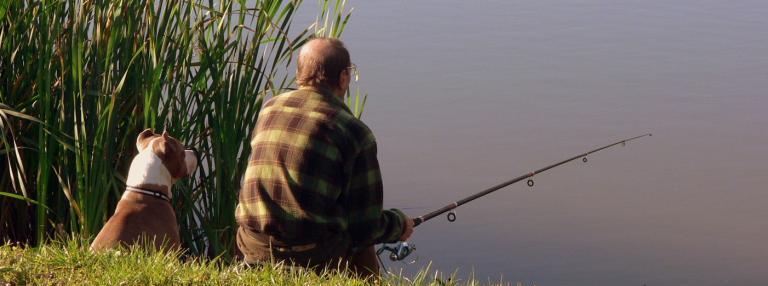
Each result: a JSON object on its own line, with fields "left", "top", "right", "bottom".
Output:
{"left": 379, "top": 133, "right": 652, "bottom": 261}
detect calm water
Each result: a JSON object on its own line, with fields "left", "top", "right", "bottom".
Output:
{"left": 298, "top": 1, "right": 768, "bottom": 284}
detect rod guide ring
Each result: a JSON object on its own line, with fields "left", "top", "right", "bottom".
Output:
{"left": 447, "top": 212, "right": 456, "bottom": 222}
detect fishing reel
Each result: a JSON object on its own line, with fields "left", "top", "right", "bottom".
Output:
{"left": 377, "top": 241, "right": 416, "bottom": 261}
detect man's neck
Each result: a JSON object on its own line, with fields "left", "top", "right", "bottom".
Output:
{"left": 300, "top": 85, "right": 343, "bottom": 98}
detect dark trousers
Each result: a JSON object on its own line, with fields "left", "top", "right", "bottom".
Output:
{"left": 236, "top": 227, "right": 380, "bottom": 278}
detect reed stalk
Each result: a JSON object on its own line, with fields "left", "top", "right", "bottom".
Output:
{"left": 0, "top": 0, "right": 358, "bottom": 259}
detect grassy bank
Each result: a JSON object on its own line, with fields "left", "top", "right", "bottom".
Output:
{"left": 0, "top": 240, "right": 516, "bottom": 286}
{"left": 0, "top": 241, "right": 370, "bottom": 285}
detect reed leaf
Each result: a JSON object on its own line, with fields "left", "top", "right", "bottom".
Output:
{"left": 1, "top": 0, "right": 357, "bottom": 259}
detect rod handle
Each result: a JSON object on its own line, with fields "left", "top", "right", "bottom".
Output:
{"left": 413, "top": 217, "right": 423, "bottom": 227}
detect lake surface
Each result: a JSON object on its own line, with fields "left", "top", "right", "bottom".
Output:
{"left": 299, "top": 1, "right": 768, "bottom": 284}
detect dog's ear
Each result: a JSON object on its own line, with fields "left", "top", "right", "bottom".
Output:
{"left": 136, "top": 129, "right": 155, "bottom": 151}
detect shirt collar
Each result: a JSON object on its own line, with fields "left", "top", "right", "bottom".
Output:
{"left": 298, "top": 86, "right": 353, "bottom": 115}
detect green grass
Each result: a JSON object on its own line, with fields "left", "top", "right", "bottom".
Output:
{"left": 0, "top": 240, "right": 517, "bottom": 286}
{"left": 0, "top": 240, "right": 371, "bottom": 285}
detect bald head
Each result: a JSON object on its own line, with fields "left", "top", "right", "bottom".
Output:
{"left": 296, "top": 37, "right": 351, "bottom": 93}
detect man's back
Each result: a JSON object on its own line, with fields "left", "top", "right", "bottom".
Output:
{"left": 235, "top": 38, "right": 413, "bottom": 276}
{"left": 236, "top": 87, "right": 404, "bottom": 248}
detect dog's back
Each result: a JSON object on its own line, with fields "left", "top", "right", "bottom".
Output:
{"left": 90, "top": 129, "right": 196, "bottom": 252}
{"left": 90, "top": 193, "right": 181, "bottom": 251}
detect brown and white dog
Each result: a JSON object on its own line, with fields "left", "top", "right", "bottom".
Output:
{"left": 90, "top": 129, "right": 197, "bottom": 252}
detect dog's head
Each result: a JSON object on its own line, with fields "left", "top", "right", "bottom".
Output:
{"left": 135, "top": 129, "right": 198, "bottom": 180}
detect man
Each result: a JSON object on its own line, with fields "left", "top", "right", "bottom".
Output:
{"left": 235, "top": 37, "right": 414, "bottom": 277}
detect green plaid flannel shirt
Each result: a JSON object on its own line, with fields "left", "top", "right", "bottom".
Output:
{"left": 235, "top": 87, "right": 407, "bottom": 248}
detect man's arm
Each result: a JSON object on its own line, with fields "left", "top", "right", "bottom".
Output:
{"left": 344, "top": 138, "right": 411, "bottom": 246}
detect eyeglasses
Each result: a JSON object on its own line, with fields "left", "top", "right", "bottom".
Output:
{"left": 347, "top": 63, "right": 359, "bottom": 81}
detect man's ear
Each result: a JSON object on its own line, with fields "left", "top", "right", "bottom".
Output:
{"left": 136, "top": 129, "right": 155, "bottom": 151}
{"left": 338, "top": 70, "right": 351, "bottom": 95}
{"left": 341, "top": 69, "right": 351, "bottom": 85}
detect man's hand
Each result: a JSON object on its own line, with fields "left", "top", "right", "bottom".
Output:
{"left": 399, "top": 216, "right": 415, "bottom": 241}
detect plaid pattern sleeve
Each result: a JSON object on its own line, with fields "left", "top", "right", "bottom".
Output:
{"left": 343, "top": 133, "right": 407, "bottom": 245}
{"left": 235, "top": 88, "right": 406, "bottom": 247}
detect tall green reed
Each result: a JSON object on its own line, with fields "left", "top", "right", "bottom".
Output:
{"left": 1, "top": 0, "right": 356, "bottom": 259}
